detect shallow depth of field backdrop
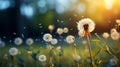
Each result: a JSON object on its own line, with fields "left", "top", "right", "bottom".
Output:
{"left": 0, "top": 0, "right": 120, "bottom": 67}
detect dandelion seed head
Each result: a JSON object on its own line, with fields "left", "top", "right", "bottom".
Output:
{"left": 14, "top": 37, "right": 23, "bottom": 45}
{"left": 9, "top": 47, "right": 18, "bottom": 56}
{"left": 66, "top": 35, "right": 75, "bottom": 44}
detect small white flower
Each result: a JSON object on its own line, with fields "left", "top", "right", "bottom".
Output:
{"left": 102, "top": 32, "right": 109, "bottom": 39}
{"left": 38, "top": 55, "right": 47, "bottom": 62}
{"left": 43, "top": 33, "right": 52, "bottom": 42}
{"left": 72, "top": 54, "right": 81, "bottom": 62}
{"left": 14, "top": 37, "right": 23, "bottom": 45}
{"left": 26, "top": 38, "right": 34, "bottom": 46}
{"left": 9, "top": 47, "right": 18, "bottom": 56}
{"left": 63, "top": 27, "right": 69, "bottom": 33}
{"left": 66, "top": 35, "right": 75, "bottom": 44}
{"left": 57, "top": 28, "right": 63, "bottom": 35}
{"left": 77, "top": 18, "right": 95, "bottom": 33}
{"left": 111, "top": 32, "right": 120, "bottom": 40}
{"left": 48, "top": 25, "right": 54, "bottom": 31}
{"left": 51, "top": 38, "right": 58, "bottom": 45}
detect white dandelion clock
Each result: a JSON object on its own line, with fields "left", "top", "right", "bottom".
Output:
{"left": 77, "top": 18, "right": 95, "bottom": 33}
{"left": 0, "top": 41, "right": 5, "bottom": 48}
{"left": 116, "top": 19, "right": 120, "bottom": 24}
{"left": 56, "top": 46, "right": 61, "bottom": 52}
{"left": 111, "top": 28, "right": 117, "bottom": 33}
{"left": 48, "top": 25, "right": 54, "bottom": 33}
{"left": 26, "top": 38, "right": 34, "bottom": 46}
{"left": 39, "top": 55, "right": 47, "bottom": 62}
{"left": 72, "top": 54, "right": 81, "bottom": 62}
{"left": 66, "top": 35, "right": 75, "bottom": 44}
{"left": 9, "top": 47, "right": 18, "bottom": 56}
{"left": 43, "top": 33, "right": 52, "bottom": 42}
{"left": 63, "top": 27, "right": 69, "bottom": 33}
{"left": 14, "top": 37, "right": 23, "bottom": 45}
{"left": 57, "top": 28, "right": 63, "bottom": 36}
{"left": 51, "top": 38, "right": 58, "bottom": 45}
{"left": 111, "top": 32, "right": 120, "bottom": 40}
{"left": 109, "top": 57, "right": 118, "bottom": 66}
{"left": 82, "top": 40, "right": 87, "bottom": 45}
{"left": 102, "top": 32, "right": 110, "bottom": 39}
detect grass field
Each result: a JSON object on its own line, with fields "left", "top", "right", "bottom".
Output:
{"left": 0, "top": 37, "right": 120, "bottom": 67}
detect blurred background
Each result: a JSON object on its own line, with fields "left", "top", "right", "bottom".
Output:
{"left": 0, "top": 0, "right": 120, "bottom": 39}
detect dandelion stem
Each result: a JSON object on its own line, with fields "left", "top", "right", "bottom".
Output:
{"left": 86, "top": 34, "right": 94, "bottom": 67}
{"left": 77, "top": 63, "right": 80, "bottom": 67}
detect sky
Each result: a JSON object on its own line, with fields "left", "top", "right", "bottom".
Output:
{"left": 0, "top": 0, "right": 120, "bottom": 39}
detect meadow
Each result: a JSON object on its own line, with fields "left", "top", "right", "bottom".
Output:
{"left": 0, "top": 36, "right": 120, "bottom": 67}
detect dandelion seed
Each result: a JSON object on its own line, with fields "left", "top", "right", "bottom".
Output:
{"left": 38, "top": 23, "right": 42, "bottom": 25}
{"left": 39, "top": 26, "right": 43, "bottom": 28}
{"left": 61, "top": 21, "right": 64, "bottom": 23}
{"left": 57, "top": 19, "right": 60, "bottom": 22}
{"left": 23, "top": 26, "right": 26, "bottom": 29}
{"left": 13, "top": 32, "right": 16, "bottom": 35}
{"left": 21, "top": 33, "right": 24, "bottom": 38}
{"left": 9, "top": 40, "right": 12, "bottom": 43}
{"left": 3, "top": 36, "right": 6, "bottom": 39}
